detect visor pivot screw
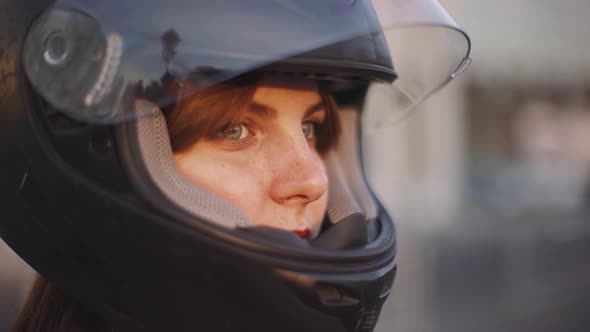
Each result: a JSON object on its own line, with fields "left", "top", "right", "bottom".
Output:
{"left": 43, "top": 31, "right": 70, "bottom": 66}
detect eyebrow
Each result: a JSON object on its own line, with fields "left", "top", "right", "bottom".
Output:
{"left": 248, "top": 100, "right": 325, "bottom": 119}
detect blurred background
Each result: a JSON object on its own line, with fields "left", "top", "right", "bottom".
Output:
{"left": 366, "top": 1, "right": 590, "bottom": 331}
{"left": 1, "top": 0, "right": 589, "bottom": 331}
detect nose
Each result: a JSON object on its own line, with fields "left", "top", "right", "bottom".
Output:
{"left": 269, "top": 135, "right": 328, "bottom": 205}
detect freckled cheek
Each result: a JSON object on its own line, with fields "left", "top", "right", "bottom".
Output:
{"left": 217, "top": 165, "right": 264, "bottom": 199}
{"left": 176, "top": 155, "right": 267, "bottom": 216}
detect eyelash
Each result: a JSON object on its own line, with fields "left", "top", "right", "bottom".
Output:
{"left": 302, "top": 120, "right": 322, "bottom": 142}
{"left": 216, "top": 118, "right": 325, "bottom": 147}
{"left": 216, "top": 122, "right": 255, "bottom": 148}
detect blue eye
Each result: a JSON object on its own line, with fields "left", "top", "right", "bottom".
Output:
{"left": 221, "top": 124, "right": 249, "bottom": 141}
{"left": 302, "top": 121, "right": 316, "bottom": 140}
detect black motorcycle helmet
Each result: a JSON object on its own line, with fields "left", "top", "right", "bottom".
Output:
{"left": 0, "top": 1, "right": 470, "bottom": 331}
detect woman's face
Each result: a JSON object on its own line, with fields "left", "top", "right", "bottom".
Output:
{"left": 173, "top": 77, "right": 328, "bottom": 238}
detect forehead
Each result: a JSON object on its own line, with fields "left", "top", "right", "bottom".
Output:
{"left": 257, "top": 74, "right": 319, "bottom": 90}
{"left": 253, "top": 75, "right": 322, "bottom": 104}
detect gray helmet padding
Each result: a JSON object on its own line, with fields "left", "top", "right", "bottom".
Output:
{"left": 132, "top": 99, "right": 376, "bottom": 228}
{"left": 134, "top": 99, "right": 250, "bottom": 228}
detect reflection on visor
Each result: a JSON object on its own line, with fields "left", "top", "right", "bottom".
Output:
{"left": 84, "top": 33, "right": 123, "bottom": 109}
{"left": 22, "top": 0, "right": 471, "bottom": 124}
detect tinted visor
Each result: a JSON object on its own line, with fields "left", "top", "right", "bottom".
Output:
{"left": 23, "top": 0, "right": 470, "bottom": 124}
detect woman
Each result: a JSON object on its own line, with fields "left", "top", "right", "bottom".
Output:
{"left": 0, "top": 0, "right": 470, "bottom": 331}
{"left": 168, "top": 74, "right": 340, "bottom": 239}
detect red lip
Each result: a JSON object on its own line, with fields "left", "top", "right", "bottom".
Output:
{"left": 293, "top": 228, "right": 311, "bottom": 239}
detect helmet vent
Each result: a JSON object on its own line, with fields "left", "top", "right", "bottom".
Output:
{"left": 355, "top": 309, "right": 378, "bottom": 332}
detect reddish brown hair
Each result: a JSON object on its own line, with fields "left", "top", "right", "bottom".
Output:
{"left": 12, "top": 275, "right": 113, "bottom": 332}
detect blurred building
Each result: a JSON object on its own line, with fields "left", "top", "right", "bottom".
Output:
{"left": 371, "top": 1, "right": 590, "bottom": 332}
